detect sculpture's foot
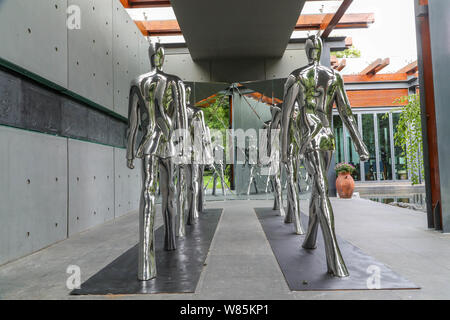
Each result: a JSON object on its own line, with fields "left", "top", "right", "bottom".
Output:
{"left": 138, "top": 272, "right": 156, "bottom": 281}
{"left": 278, "top": 207, "right": 286, "bottom": 217}
{"left": 164, "top": 235, "right": 177, "bottom": 251}
{"left": 327, "top": 267, "right": 349, "bottom": 278}
{"left": 284, "top": 215, "right": 292, "bottom": 224}
{"left": 295, "top": 228, "right": 305, "bottom": 235}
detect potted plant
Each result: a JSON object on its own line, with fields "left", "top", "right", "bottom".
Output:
{"left": 335, "top": 162, "right": 356, "bottom": 199}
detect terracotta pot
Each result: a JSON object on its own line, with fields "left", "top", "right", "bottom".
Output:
{"left": 336, "top": 172, "right": 355, "bottom": 199}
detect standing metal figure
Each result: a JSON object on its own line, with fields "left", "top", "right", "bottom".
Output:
{"left": 127, "top": 42, "right": 188, "bottom": 281}
{"left": 185, "top": 90, "right": 213, "bottom": 224}
{"left": 246, "top": 144, "right": 259, "bottom": 196}
{"left": 280, "top": 35, "right": 369, "bottom": 277}
{"left": 264, "top": 105, "right": 285, "bottom": 216}
{"left": 211, "top": 145, "right": 226, "bottom": 196}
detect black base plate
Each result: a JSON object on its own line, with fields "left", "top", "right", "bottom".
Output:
{"left": 71, "top": 208, "right": 222, "bottom": 295}
{"left": 255, "top": 207, "right": 419, "bottom": 291}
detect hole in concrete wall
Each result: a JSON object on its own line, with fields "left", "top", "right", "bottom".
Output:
{"left": 76, "top": 177, "right": 80, "bottom": 182}
{"left": 93, "top": 176, "right": 96, "bottom": 180}
{"left": 26, "top": 179, "right": 31, "bottom": 184}
{"left": 55, "top": 4, "right": 58, "bottom": 9}
{"left": 76, "top": 61, "right": 79, "bottom": 66}
{"left": 106, "top": 82, "right": 109, "bottom": 86}
{"left": 93, "top": 73, "right": 96, "bottom": 77}
{"left": 55, "top": 223, "right": 58, "bottom": 227}
{"left": 93, "top": 211, "right": 96, "bottom": 215}
{"left": 55, "top": 177, "right": 58, "bottom": 182}
{"left": 27, "top": 28, "right": 31, "bottom": 34}
{"left": 76, "top": 216, "right": 79, "bottom": 221}
{"left": 26, "top": 232, "right": 30, "bottom": 237}
{"left": 55, "top": 47, "right": 58, "bottom": 52}
{"left": 93, "top": 39, "right": 96, "bottom": 44}
{"left": 107, "top": 175, "right": 110, "bottom": 179}
{"left": 93, "top": 6, "right": 95, "bottom": 11}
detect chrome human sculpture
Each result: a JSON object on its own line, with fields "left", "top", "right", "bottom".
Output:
{"left": 281, "top": 102, "right": 304, "bottom": 235}
{"left": 185, "top": 92, "right": 213, "bottom": 224}
{"left": 127, "top": 42, "right": 188, "bottom": 281}
{"left": 280, "top": 35, "right": 369, "bottom": 277}
{"left": 265, "top": 105, "right": 285, "bottom": 216}
{"left": 246, "top": 144, "right": 259, "bottom": 195}
{"left": 211, "top": 144, "right": 226, "bottom": 196}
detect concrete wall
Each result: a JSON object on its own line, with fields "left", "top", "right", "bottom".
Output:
{"left": 0, "top": 0, "right": 149, "bottom": 118}
{"left": 0, "top": 126, "right": 142, "bottom": 265}
{"left": 0, "top": 0, "right": 145, "bottom": 265}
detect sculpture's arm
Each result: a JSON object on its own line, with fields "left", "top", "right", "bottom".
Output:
{"left": 177, "top": 80, "right": 189, "bottom": 157}
{"left": 126, "top": 87, "right": 141, "bottom": 169}
{"left": 335, "top": 72, "right": 369, "bottom": 161}
{"left": 280, "top": 75, "right": 299, "bottom": 163}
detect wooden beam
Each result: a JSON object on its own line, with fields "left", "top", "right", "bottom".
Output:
{"left": 346, "top": 89, "right": 409, "bottom": 107}
{"left": 295, "top": 13, "right": 374, "bottom": 31}
{"left": 359, "top": 58, "right": 382, "bottom": 75}
{"left": 344, "top": 73, "right": 408, "bottom": 83}
{"left": 135, "top": 13, "right": 375, "bottom": 36}
{"left": 122, "top": 0, "right": 171, "bottom": 8}
{"left": 334, "top": 58, "right": 346, "bottom": 71}
{"left": 321, "top": 0, "right": 354, "bottom": 39}
{"left": 397, "top": 60, "right": 418, "bottom": 75}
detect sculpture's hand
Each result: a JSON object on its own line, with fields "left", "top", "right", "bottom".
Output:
{"left": 359, "top": 153, "right": 369, "bottom": 162}
{"left": 127, "top": 159, "right": 135, "bottom": 170}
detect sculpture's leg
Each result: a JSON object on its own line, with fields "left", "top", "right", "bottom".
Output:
{"left": 176, "top": 165, "right": 186, "bottom": 237}
{"left": 192, "top": 164, "right": 200, "bottom": 219}
{"left": 247, "top": 166, "right": 253, "bottom": 196}
{"left": 212, "top": 171, "right": 217, "bottom": 196}
{"left": 273, "top": 166, "right": 285, "bottom": 217}
{"left": 159, "top": 157, "right": 177, "bottom": 251}
{"left": 253, "top": 167, "right": 259, "bottom": 194}
{"left": 219, "top": 164, "right": 226, "bottom": 196}
{"left": 284, "top": 157, "right": 304, "bottom": 234}
{"left": 301, "top": 185, "right": 319, "bottom": 249}
{"left": 197, "top": 165, "right": 205, "bottom": 212}
{"left": 304, "top": 150, "right": 348, "bottom": 277}
{"left": 186, "top": 164, "right": 195, "bottom": 225}
{"left": 138, "top": 155, "right": 158, "bottom": 280}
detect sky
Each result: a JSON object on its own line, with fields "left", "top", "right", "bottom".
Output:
{"left": 126, "top": 0, "right": 418, "bottom": 74}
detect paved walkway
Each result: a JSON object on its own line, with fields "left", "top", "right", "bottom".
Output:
{"left": 0, "top": 197, "right": 449, "bottom": 300}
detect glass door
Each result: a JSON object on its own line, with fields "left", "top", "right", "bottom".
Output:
{"left": 361, "top": 114, "right": 377, "bottom": 181}
{"left": 377, "top": 113, "right": 393, "bottom": 180}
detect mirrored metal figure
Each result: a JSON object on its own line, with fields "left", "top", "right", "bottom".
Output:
{"left": 246, "top": 144, "right": 259, "bottom": 195}
{"left": 281, "top": 102, "right": 304, "bottom": 235}
{"left": 211, "top": 145, "right": 226, "bottom": 196}
{"left": 127, "top": 42, "right": 188, "bottom": 281}
{"left": 264, "top": 105, "right": 285, "bottom": 216}
{"left": 280, "top": 35, "right": 369, "bottom": 277}
{"left": 185, "top": 91, "right": 213, "bottom": 225}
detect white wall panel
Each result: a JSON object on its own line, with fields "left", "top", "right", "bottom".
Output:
{"left": 0, "top": 126, "right": 68, "bottom": 265}
{"left": 68, "top": 0, "right": 114, "bottom": 111}
{"left": 113, "top": 0, "right": 141, "bottom": 117}
{"left": 68, "top": 139, "right": 114, "bottom": 236}
{"left": 0, "top": 0, "right": 68, "bottom": 87}
{"left": 114, "top": 148, "right": 141, "bottom": 218}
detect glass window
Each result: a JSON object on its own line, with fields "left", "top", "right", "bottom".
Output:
{"left": 393, "top": 112, "right": 408, "bottom": 180}
{"left": 361, "top": 114, "right": 377, "bottom": 181}
{"left": 377, "top": 113, "right": 393, "bottom": 180}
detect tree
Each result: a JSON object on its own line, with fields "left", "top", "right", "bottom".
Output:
{"left": 334, "top": 45, "right": 361, "bottom": 58}
{"left": 385, "top": 94, "right": 424, "bottom": 185}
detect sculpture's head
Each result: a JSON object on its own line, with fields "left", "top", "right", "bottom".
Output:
{"left": 305, "top": 35, "right": 322, "bottom": 63}
{"left": 186, "top": 86, "right": 192, "bottom": 103}
{"left": 149, "top": 42, "right": 165, "bottom": 71}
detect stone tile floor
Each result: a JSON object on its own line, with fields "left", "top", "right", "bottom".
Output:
{"left": 0, "top": 197, "right": 449, "bottom": 300}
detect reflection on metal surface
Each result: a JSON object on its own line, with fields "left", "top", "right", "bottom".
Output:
{"left": 280, "top": 35, "right": 369, "bottom": 277}
{"left": 126, "top": 42, "right": 188, "bottom": 280}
